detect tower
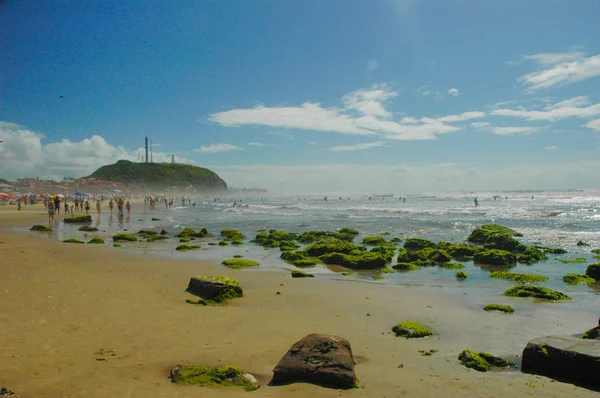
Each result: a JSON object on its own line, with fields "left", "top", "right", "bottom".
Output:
{"left": 171, "top": 154, "right": 175, "bottom": 164}
{"left": 145, "top": 137, "right": 149, "bottom": 163}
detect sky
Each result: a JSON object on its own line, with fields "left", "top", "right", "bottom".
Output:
{"left": 1, "top": 0, "right": 600, "bottom": 194}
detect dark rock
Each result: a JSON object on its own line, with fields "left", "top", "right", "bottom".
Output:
{"left": 582, "top": 318, "right": 600, "bottom": 340}
{"left": 0, "top": 387, "right": 19, "bottom": 397}
{"left": 186, "top": 276, "right": 243, "bottom": 302}
{"left": 522, "top": 335, "right": 600, "bottom": 389}
{"left": 79, "top": 225, "right": 98, "bottom": 232}
{"left": 271, "top": 333, "right": 357, "bottom": 389}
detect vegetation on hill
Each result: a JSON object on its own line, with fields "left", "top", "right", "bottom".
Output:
{"left": 88, "top": 160, "right": 227, "bottom": 191}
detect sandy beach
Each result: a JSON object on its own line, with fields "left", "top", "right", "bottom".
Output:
{"left": 0, "top": 205, "right": 597, "bottom": 397}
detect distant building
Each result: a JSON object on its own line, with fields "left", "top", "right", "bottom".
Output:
{"left": 63, "top": 177, "right": 75, "bottom": 182}
{"left": 0, "top": 183, "right": 14, "bottom": 192}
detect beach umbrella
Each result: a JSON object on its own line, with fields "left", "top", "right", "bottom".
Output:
{"left": 0, "top": 192, "right": 14, "bottom": 199}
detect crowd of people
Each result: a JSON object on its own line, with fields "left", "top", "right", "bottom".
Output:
{"left": 42, "top": 195, "right": 132, "bottom": 222}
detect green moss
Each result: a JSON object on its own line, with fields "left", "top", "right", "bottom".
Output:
{"left": 293, "top": 258, "right": 320, "bottom": 268}
{"left": 221, "top": 259, "right": 259, "bottom": 269}
{"left": 389, "top": 237, "right": 403, "bottom": 244}
{"left": 381, "top": 267, "right": 395, "bottom": 273}
{"left": 151, "top": 217, "right": 161, "bottom": 221}
{"left": 440, "top": 243, "right": 480, "bottom": 259}
{"left": 176, "top": 244, "right": 201, "bottom": 251}
{"left": 339, "top": 227, "right": 359, "bottom": 235}
{"left": 63, "top": 238, "right": 84, "bottom": 244}
{"left": 559, "top": 257, "right": 586, "bottom": 264}
{"left": 478, "top": 352, "right": 516, "bottom": 368}
{"left": 440, "top": 262, "right": 465, "bottom": 270}
{"left": 113, "top": 243, "right": 122, "bottom": 247}
{"left": 543, "top": 247, "right": 567, "bottom": 254}
{"left": 63, "top": 215, "right": 92, "bottom": 223}
{"left": 208, "top": 242, "right": 217, "bottom": 246}
{"left": 78, "top": 225, "right": 98, "bottom": 231}
{"left": 87, "top": 237, "right": 105, "bottom": 244}
{"left": 341, "top": 271, "right": 352, "bottom": 276}
{"left": 397, "top": 247, "right": 451, "bottom": 266}
{"left": 30, "top": 224, "right": 52, "bottom": 232}
{"left": 306, "top": 238, "right": 357, "bottom": 256}
{"left": 488, "top": 271, "right": 548, "bottom": 283}
{"left": 233, "top": 254, "right": 243, "bottom": 258}
{"left": 170, "top": 365, "right": 257, "bottom": 391}
{"left": 540, "top": 344, "right": 548, "bottom": 356}
{"left": 403, "top": 238, "right": 436, "bottom": 251}
{"left": 137, "top": 229, "right": 158, "bottom": 236}
{"left": 148, "top": 235, "right": 169, "bottom": 242}
{"left": 175, "top": 227, "right": 196, "bottom": 238}
{"left": 320, "top": 251, "right": 388, "bottom": 269}
{"left": 586, "top": 263, "right": 600, "bottom": 279}
{"left": 113, "top": 233, "right": 137, "bottom": 242}
{"left": 280, "top": 250, "right": 307, "bottom": 262}
{"left": 562, "top": 273, "right": 595, "bottom": 285}
{"left": 582, "top": 327, "right": 599, "bottom": 339}
{"left": 180, "top": 238, "right": 190, "bottom": 243}
{"left": 218, "top": 241, "right": 229, "bottom": 246}
{"left": 393, "top": 262, "right": 420, "bottom": 271}
{"left": 160, "top": 228, "right": 168, "bottom": 235}
{"left": 230, "top": 240, "right": 243, "bottom": 245}
{"left": 362, "top": 236, "right": 387, "bottom": 246}
{"left": 473, "top": 249, "right": 516, "bottom": 267}
{"left": 291, "top": 270, "right": 314, "bottom": 278}
{"left": 517, "top": 247, "right": 548, "bottom": 264}
{"left": 456, "top": 271, "right": 468, "bottom": 280}
{"left": 220, "top": 229, "right": 246, "bottom": 240}
{"left": 468, "top": 224, "right": 523, "bottom": 243}
{"left": 392, "top": 321, "right": 433, "bottom": 338}
{"left": 576, "top": 240, "right": 589, "bottom": 246}
{"left": 458, "top": 350, "right": 490, "bottom": 372}
{"left": 591, "top": 249, "right": 600, "bottom": 254}
{"left": 503, "top": 285, "right": 571, "bottom": 301}
{"left": 483, "top": 304, "right": 514, "bottom": 313}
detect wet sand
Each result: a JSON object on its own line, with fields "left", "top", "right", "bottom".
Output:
{"left": 0, "top": 205, "right": 597, "bottom": 397}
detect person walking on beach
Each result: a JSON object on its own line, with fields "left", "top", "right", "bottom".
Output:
{"left": 64, "top": 201, "right": 70, "bottom": 215}
{"left": 54, "top": 196, "right": 61, "bottom": 215}
{"left": 109, "top": 199, "right": 114, "bottom": 213}
{"left": 84, "top": 200, "right": 90, "bottom": 214}
{"left": 126, "top": 200, "right": 131, "bottom": 214}
{"left": 47, "top": 199, "right": 55, "bottom": 222}
{"left": 96, "top": 200, "right": 101, "bottom": 213}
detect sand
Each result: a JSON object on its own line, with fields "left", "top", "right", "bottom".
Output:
{"left": 0, "top": 205, "right": 597, "bottom": 397}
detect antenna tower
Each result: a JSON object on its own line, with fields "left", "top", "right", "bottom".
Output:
{"left": 145, "top": 137, "right": 149, "bottom": 163}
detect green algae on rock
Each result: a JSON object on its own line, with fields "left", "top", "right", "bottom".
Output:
{"left": 503, "top": 285, "right": 570, "bottom": 301}
{"left": 458, "top": 350, "right": 490, "bottom": 372}
{"left": 169, "top": 365, "right": 258, "bottom": 391}
{"left": 455, "top": 271, "right": 468, "bottom": 280}
{"left": 468, "top": 224, "right": 523, "bottom": 243}
{"left": 220, "top": 228, "right": 246, "bottom": 240}
{"left": 392, "top": 321, "right": 433, "bottom": 338}
{"left": 478, "top": 352, "right": 516, "bottom": 368}
{"left": 147, "top": 235, "right": 169, "bottom": 242}
{"left": 112, "top": 233, "right": 137, "bottom": 242}
{"left": 291, "top": 270, "right": 315, "bottom": 278}
{"left": 63, "top": 238, "right": 85, "bottom": 244}
{"left": 483, "top": 304, "right": 514, "bottom": 313}
{"left": 393, "top": 262, "right": 421, "bottom": 271}
{"left": 218, "top": 241, "right": 229, "bottom": 246}
{"left": 559, "top": 257, "right": 587, "bottom": 264}
{"left": 221, "top": 259, "right": 259, "bottom": 269}
{"left": 542, "top": 247, "right": 567, "bottom": 254}
{"left": 113, "top": 243, "right": 122, "bottom": 247}
{"left": 585, "top": 263, "right": 600, "bottom": 280}
{"left": 87, "top": 237, "right": 105, "bottom": 244}
{"left": 30, "top": 224, "right": 52, "bottom": 232}
{"left": 160, "top": 228, "right": 168, "bottom": 235}
{"left": 79, "top": 225, "right": 98, "bottom": 232}
{"left": 63, "top": 215, "right": 93, "bottom": 223}
{"left": 186, "top": 276, "right": 243, "bottom": 305}
{"left": 440, "top": 262, "right": 465, "bottom": 270}
{"left": 488, "top": 271, "right": 548, "bottom": 283}
{"left": 176, "top": 244, "right": 201, "bottom": 251}
{"left": 362, "top": 236, "right": 387, "bottom": 246}
{"left": 175, "top": 227, "right": 196, "bottom": 238}
{"left": 562, "top": 273, "right": 595, "bottom": 285}
{"left": 293, "top": 258, "right": 320, "bottom": 268}
{"left": 473, "top": 249, "right": 516, "bottom": 267}
{"left": 320, "top": 251, "right": 388, "bottom": 269}
{"left": 281, "top": 250, "right": 308, "bottom": 262}
{"left": 306, "top": 238, "right": 357, "bottom": 257}
{"left": 517, "top": 247, "right": 548, "bottom": 264}
{"left": 576, "top": 240, "right": 590, "bottom": 246}
{"left": 403, "top": 238, "right": 437, "bottom": 251}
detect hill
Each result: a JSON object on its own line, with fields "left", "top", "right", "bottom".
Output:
{"left": 88, "top": 160, "right": 227, "bottom": 191}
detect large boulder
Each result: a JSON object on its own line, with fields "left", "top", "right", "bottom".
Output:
{"left": 582, "top": 318, "right": 600, "bottom": 340}
{"left": 521, "top": 335, "right": 600, "bottom": 389}
{"left": 186, "top": 276, "right": 243, "bottom": 302}
{"left": 271, "top": 333, "right": 357, "bottom": 389}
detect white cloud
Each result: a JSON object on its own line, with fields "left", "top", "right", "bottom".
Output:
{"left": 194, "top": 143, "right": 242, "bottom": 153}
{"left": 0, "top": 122, "right": 194, "bottom": 180}
{"left": 585, "top": 118, "right": 600, "bottom": 132}
{"left": 209, "top": 85, "right": 486, "bottom": 141}
{"left": 415, "top": 85, "right": 430, "bottom": 97}
{"left": 492, "top": 96, "right": 600, "bottom": 121}
{"left": 544, "top": 145, "right": 558, "bottom": 150}
{"left": 491, "top": 126, "right": 544, "bottom": 136}
{"left": 471, "top": 122, "right": 491, "bottom": 129}
{"left": 328, "top": 141, "right": 386, "bottom": 152}
{"left": 248, "top": 142, "right": 264, "bottom": 147}
{"left": 448, "top": 88, "right": 460, "bottom": 97}
{"left": 519, "top": 53, "right": 600, "bottom": 91}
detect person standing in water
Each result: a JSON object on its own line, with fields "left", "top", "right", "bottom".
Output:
{"left": 126, "top": 200, "right": 131, "bottom": 214}
{"left": 47, "top": 199, "right": 55, "bottom": 222}
{"left": 474, "top": 197, "right": 479, "bottom": 207}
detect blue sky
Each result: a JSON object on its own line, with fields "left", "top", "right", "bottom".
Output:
{"left": 1, "top": 0, "right": 600, "bottom": 193}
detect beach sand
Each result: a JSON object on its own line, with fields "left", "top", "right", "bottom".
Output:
{"left": 0, "top": 205, "right": 596, "bottom": 397}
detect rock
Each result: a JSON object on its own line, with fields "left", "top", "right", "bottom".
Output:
{"left": 291, "top": 270, "right": 314, "bottom": 278}
{"left": 87, "top": 237, "right": 105, "bottom": 244}
{"left": 503, "top": 285, "right": 570, "bottom": 301}
{"left": 186, "top": 276, "right": 243, "bottom": 303}
{"left": 241, "top": 373, "right": 260, "bottom": 390}
{"left": 458, "top": 350, "right": 490, "bottom": 372}
{"left": 362, "top": 236, "right": 386, "bottom": 245}
{"left": 582, "top": 318, "right": 600, "bottom": 340}
{"left": 488, "top": 271, "right": 548, "bottom": 283}
{"left": 473, "top": 249, "right": 517, "bottom": 267}
{"left": 112, "top": 233, "right": 137, "bottom": 242}
{"left": 392, "top": 321, "right": 433, "bottom": 338}
{"left": 271, "top": 333, "right": 357, "bottom": 389}
{"left": 522, "top": 335, "right": 600, "bottom": 389}
{"left": 78, "top": 225, "right": 98, "bottom": 232}
{"left": 563, "top": 273, "right": 595, "bottom": 285}
{"left": 455, "top": 271, "right": 468, "bottom": 280}
{"left": 221, "top": 259, "right": 259, "bottom": 269}
{"left": 30, "top": 224, "right": 52, "bottom": 232}
{"left": 169, "top": 365, "right": 259, "bottom": 391}
{"left": 585, "top": 263, "right": 600, "bottom": 280}
{"left": 63, "top": 215, "right": 92, "bottom": 223}
{"left": 483, "top": 304, "right": 514, "bottom": 313}
{"left": 403, "top": 238, "right": 436, "bottom": 251}
{"left": 0, "top": 387, "right": 19, "bottom": 397}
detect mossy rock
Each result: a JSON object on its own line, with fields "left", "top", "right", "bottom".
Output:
{"left": 63, "top": 215, "right": 92, "bottom": 223}
{"left": 30, "top": 224, "right": 52, "bottom": 232}
{"left": 389, "top": 237, "right": 403, "bottom": 244}
{"left": 576, "top": 240, "right": 590, "bottom": 246}
{"left": 63, "top": 238, "right": 84, "bottom": 244}
{"left": 473, "top": 249, "right": 516, "bottom": 267}
{"left": 517, "top": 247, "right": 548, "bottom": 264}
{"left": 176, "top": 244, "right": 201, "bottom": 251}
{"left": 306, "top": 238, "right": 357, "bottom": 257}
{"left": 160, "top": 228, "right": 168, "bottom": 235}
{"left": 339, "top": 227, "right": 359, "bottom": 235}
{"left": 591, "top": 249, "right": 600, "bottom": 255}
{"left": 220, "top": 229, "right": 246, "bottom": 240}
{"left": 151, "top": 217, "right": 161, "bottom": 221}
{"left": 362, "top": 236, "right": 387, "bottom": 246}
{"left": 559, "top": 257, "right": 586, "bottom": 264}
{"left": 392, "top": 321, "right": 433, "bottom": 338}
{"left": 562, "top": 273, "right": 595, "bottom": 285}
{"left": 438, "top": 242, "right": 480, "bottom": 259}
{"left": 87, "top": 237, "right": 105, "bottom": 244}
{"left": 281, "top": 250, "right": 308, "bottom": 262}
{"left": 488, "top": 271, "right": 548, "bottom": 283}
{"left": 397, "top": 247, "right": 451, "bottom": 266}
{"left": 293, "top": 258, "right": 320, "bottom": 268}
{"left": 218, "top": 241, "right": 229, "bottom": 246}
{"left": 585, "top": 263, "right": 600, "bottom": 280}
{"left": 483, "top": 304, "right": 514, "bottom": 314}
{"left": 230, "top": 240, "right": 243, "bottom": 245}
{"left": 468, "top": 224, "right": 523, "bottom": 244}
{"left": 458, "top": 350, "right": 490, "bottom": 372}
{"left": 169, "top": 365, "right": 258, "bottom": 391}
{"left": 403, "top": 238, "right": 436, "bottom": 251}
{"left": 113, "top": 233, "right": 137, "bottom": 242}
{"left": 180, "top": 238, "right": 191, "bottom": 243}
{"left": 456, "top": 271, "right": 468, "bottom": 280}
{"left": 137, "top": 229, "right": 158, "bottom": 236}
{"left": 381, "top": 267, "right": 395, "bottom": 273}
{"left": 78, "top": 225, "right": 98, "bottom": 232}
{"left": 148, "top": 235, "right": 169, "bottom": 242}
{"left": 186, "top": 276, "right": 243, "bottom": 304}
{"left": 542, "top": 247, "right": 567, "bottom": 254}
{"left": 320, "top": 251, "right": 388, "bottom": 269}
{"left": 221, "top": 259, "right": 259, "bottom": 269}
{"left": 478, "top": 352, "right": 516, "bottom": 368}
{"left": 291, "top": 270, "right": 315, "bottom": 278}
{"left": 503, "top": 285, "right": 570, "bottom": 301}
{"left": 440, "top": 262, "right": 465, "bottom": 270}
{"left": 113, "top": 243, "right": 122, "bottom": 248}
{"left": 393, "top": 262, "right": 420, "bottom": 271}
{"left": 175, "top": 227, "right": 196, "bottom": 238}
{"left": 207, "top": 242, "right": 217, "bottom": 246}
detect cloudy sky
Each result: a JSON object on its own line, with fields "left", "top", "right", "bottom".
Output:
{"left": 1, "top": 1, "right": 599, "bottom": 193}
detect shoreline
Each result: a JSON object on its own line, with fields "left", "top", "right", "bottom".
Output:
{"left": 0, "top": 207, "right": 598, "bottom": 397}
